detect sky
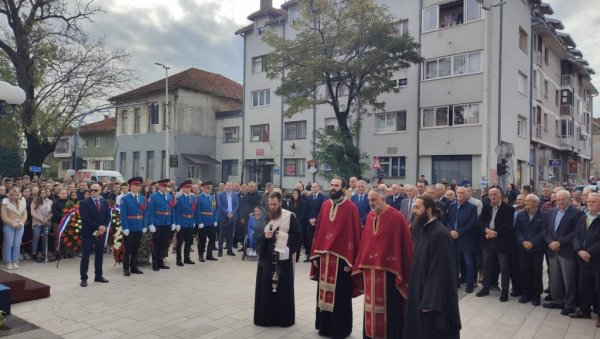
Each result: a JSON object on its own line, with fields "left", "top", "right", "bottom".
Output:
{"left": 79, "top": 0, "right": 599, "bottom": 114}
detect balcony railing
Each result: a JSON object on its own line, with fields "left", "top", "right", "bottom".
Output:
{"left": 560, "top": 105, "right": 573, "bottom": 117}
{"left": 535, "top": 124, "right": 542, "bottom": 138}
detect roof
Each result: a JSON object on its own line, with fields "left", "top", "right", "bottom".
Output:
{"left": 247, "top": 7, "right": 285, "bottom": 21}
{"left": 80, "top": 116, "right": 116, "bottom": 134}
{"left": 235, "top": 23, "right": 254, "bottom": 35}
{"left": 110, "top": 68, "right": 242, "bottom": 103}
{"left": 182, "top": 154, "right": 221, "bottom": 165}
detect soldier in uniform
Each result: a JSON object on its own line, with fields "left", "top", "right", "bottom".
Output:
{"left": 119, "top": 177, "right": 147, "bottom": 277}
{"left": 196, "top": 181, "right": 218, "bottom": 262}
{"left": 174, "top": 180, "right": 196, "bottom": 266}
{"left": 148, "top": 179, "right": 175, "bottom": 271}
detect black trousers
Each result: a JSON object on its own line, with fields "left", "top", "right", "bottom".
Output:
{"left": 305, "top": 222, "right": 316, "bottom": 256}
{"left": 578, "top": 259, "right": 600, "bottom": 313}
{"left": 483, "top": 242, "right": 510, "bottom": 293}
{"left": 80, "top": 233, "right": 106, "bottom": 281}
{"left": 152, "top": 225, "right": 171, "bottom": 268}
{"left": 123, "top": 231, "right": 142, "bottom": 271}
{"left": 519, "top": 251, "right": 544, "bottom": 299}
{"left": 218, "top": 219, "right": 235, "bottom": 252}
{"left": 176, "top": 227, "right": 194, "bottom": 262}
{"left": 198, "top": 226, "right": 216, "bottom": 258}
{"left": 234, "top": 218, "right": 245, "bottom": 246}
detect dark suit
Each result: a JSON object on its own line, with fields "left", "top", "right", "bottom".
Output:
{"left": 573, "top": 212, "right": 600, "bottom": 314}
{"left": 479, "top": 202, "right": 515, "bottom": 294}
{"left": 386, "top": 195, "right": 403, "bottom": 211}
{"left": 514, "top": 209, "right": 545, "bottom": 300}
{"left": 306, "top": 193, "right": 325, "bottom": 256}
{"left": 217, "top": 191, "right": 239, "bottom": 254}
{"left": 542, "top": 205, "right": 583, "bottom": 310}
{"left": 351, "top": 193, "right": 370, "bottom": 226}
{"left": 446, "top": 200, "right": 478, "bottom": 288}
{"left": 79, "top": 196, "right": 111, "bottom": 281}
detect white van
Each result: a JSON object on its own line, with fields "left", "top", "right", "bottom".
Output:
{"left": 76, "top": 170, "right": 125, "bottom": 184}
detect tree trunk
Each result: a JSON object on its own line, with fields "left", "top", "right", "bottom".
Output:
{"left": 23, "top": 131, "right": 55, "bottom": 175}
{"left": 336, "top": 114, "right": 362, "bottom": 178}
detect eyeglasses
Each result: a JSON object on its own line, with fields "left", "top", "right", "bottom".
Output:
{"left": 90, "top": 189, "right": 100, "bottom": 192}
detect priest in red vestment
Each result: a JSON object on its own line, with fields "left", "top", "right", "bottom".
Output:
{"left": 310, "top": 177, "right": 362, "bottom": 338}
{"left": 353, "top": 188, "right": 413, "bottom": 339}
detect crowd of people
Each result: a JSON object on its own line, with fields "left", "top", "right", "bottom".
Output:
{"left": 1, "top": 172, "right": 599, "bottom": 337}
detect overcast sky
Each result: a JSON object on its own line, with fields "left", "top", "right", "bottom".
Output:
{"left": 81, "top": 0, "right": 599, "bottom": 114}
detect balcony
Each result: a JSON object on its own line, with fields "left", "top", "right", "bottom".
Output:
{"left": 560, "top": 136, "right": 573, "bottom": 147}
{"left": 535, "top": 52, "right": 543, "bottom": 67}
{"left": 560, "top": 105, "right": 573, "bottom": 117}
{"left": 561, "top": 75, "right": 573, "bottom": 87}
{"left": 535, "top": 124, "right": 542, "bottom": 138}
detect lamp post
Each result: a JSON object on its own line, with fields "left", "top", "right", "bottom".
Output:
{"left": 155, "top": 63, "right": 170, "bottom": 179}
{"left": 0, "top": 81, "right": 26, "bottom": 115}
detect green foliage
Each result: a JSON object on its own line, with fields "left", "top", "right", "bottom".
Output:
{"left": 263, "top": 0, "right": 422, "bottom": 178}
{"left": 0, "top": 145, "right": 23, "bottom": 177}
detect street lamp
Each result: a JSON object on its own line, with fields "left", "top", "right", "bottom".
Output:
{"left": 155, "top": 62, "right": 170, "bottom": 179}
{"left": 0, "top": 81, "right": 26, "bottom": 115}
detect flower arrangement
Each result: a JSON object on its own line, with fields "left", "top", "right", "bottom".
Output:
{"left": 112, "top": 227, "right": 124, "bottom": 264}
{"left": 61, "top": 204, "right": 82, "bottom": 252}
{"left": 107, "top": 207, "right": 121, "bottom": 249}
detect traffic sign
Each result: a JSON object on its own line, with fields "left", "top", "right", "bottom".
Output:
{"left": 548, "top": 160, "right": 562, "bottom": 167}
{"left": 29, "top": 166, "right": 41, "bottom": 173}
{"left": 273, "top": 168, "right": 280, "bottom": 175}
{"left": 286, "top": 165, "right": 295, "bottom": 175}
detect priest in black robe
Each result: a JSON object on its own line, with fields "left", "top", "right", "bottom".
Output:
{"left": 404, "top": 196, "right": 461, "bottom": 339}
{"left": 253, "top": 191, "right": 301, "bottom": 327}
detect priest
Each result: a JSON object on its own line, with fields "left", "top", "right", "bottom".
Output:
{"left": 404, "top": 195, "right": 461, "bottom": 339}
{"left": 353, "top": 188, "right": 413, "bottom": 339}
{"left": 253, "top": 191, "right": 301, "bottom": 327}
{"left": 310, "top": 177, "right": 362, "bottom": 338}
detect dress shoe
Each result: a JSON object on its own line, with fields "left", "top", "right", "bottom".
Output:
{"left": 518, "top": 296, "right": 532, "bottom": 304}
{"left": 237, "top": 248, "right": 244, "bottom": 252}
{"left": 491, "top": 285, "right": 500, "bottom": 291}
{"left": 131, "top": 268, "right": 143, "bottom": 274}
{"left": 184, "top": 259, "right": 195, "bottom": 264}
{"left": 159, "top": 264, "right": 170, "bottom": 269}
{"left": 476, "top": 289, "right": 490, "bottom": 297}
{"left": 499, "top": 294, "right": 508, "bottom": 302}
{"left": 123, "top": 271, "right": 131, "bottom": 277}
{"left": 176, "top": 261, "right": 184, "bottom": 267}
{"left": 232, "top": 243, "right": 238, "bottom": 249}
{"left": 544, "top": 294, "right": 553, "bottom": 301}
{"left": 561, "top": 308, "right": 575, "bottom": 316}
{"left": 206, "top": 256, "right": 218, "bottom": 261}
{"left": 544, "top": 287, "right": 550, "bottom": 294}
{"left": 568, "top": 310, "right": 591, "bottom": 319}
{"left": 80, "top": 280, "right": 88, "bottom": 287}
{"left": 218, "top": 251, "right": 223, "bottom": 257}
{"left": 94, "top": 277, "right": 109, "bottom": 283}
{"left": 227, "top": 251, "right": 236, "bottom": 256}
{"left": 510, "top": 291, "right": 522, "bottom": 297}
{"left": 532, "top": 298, "right": 541, "bottom": 306}
{"left": 543, "top": 302, "right": 564, "bottom": 309}
{"left": 303, "top": 258, "right": 310, "bottom": 263}
{"left": 152, "top": 267, "right": 160, "bottom": 271}
{"left": 465, "top": 286, "right": 474, "bottom": 294}
{"left": 199, "top": 257, "right": 206, "bottom": 262}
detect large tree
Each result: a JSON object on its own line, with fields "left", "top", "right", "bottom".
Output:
{"left": 0, "top": 0, "right": 135, "bottom": 174}
{"left": 263, "top": 0, "right": 422, "bottom": 179}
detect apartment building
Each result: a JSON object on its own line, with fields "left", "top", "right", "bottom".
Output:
{"left": 234, "top": 0, "right": 596, "bottom": 189}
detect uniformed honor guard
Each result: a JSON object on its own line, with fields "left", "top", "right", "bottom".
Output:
{"left": 174, "top": 180, "right": 196, "bottom": 266}
{"left": 148, "top": 179, "right": 175, "bottom": 271}
{"left": 119, "top": 177, "right": 147, "bottom": 277}
{"left": 196, "top": 181, "right": 218, "bottom": 262}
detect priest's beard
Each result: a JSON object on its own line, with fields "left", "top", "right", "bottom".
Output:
{"left": 412, "top": 212, "right": 430, "bottom": 231}
{"left": 268, "top": 206, "right": 282, "bottom": 220}
{"left": 329, "top": 188, "right": 343, "bottom": 201}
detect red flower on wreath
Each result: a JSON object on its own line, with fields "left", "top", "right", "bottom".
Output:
{"left": 73, "top": 247, "right": 78, "bottom": 251}
{"left": 66, "top": 242, "right": 72, "bottom": 247}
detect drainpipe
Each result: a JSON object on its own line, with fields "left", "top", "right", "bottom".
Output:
{"left": 241, "top": 32, "right": 247, "bottom": 184}
{"left": 416, "top": 0, "right": 423, "bottom": 182}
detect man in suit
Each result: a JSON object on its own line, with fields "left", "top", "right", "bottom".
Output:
{"left": 79, "top": 183, "right": 111, "bottom": 287}
{"left": 542, "top": 189, "right": 583, "bottom": 315}
{"left": 351, "top": 180, "right": 370, "bottom": 226}
{"left": 446, "top": 186, "right": 478, "bottom": 293}
{"left": 400, "top": 184, "right": 417, "bottom": 222}
{"left": 570, "top": 192, "right": 600, "bottom": 326}
{"left": 476, "top": 188, "right": 516, "bottom": 302}
{"left": 148, "top": 178, "right": 175, "bottom": 271}
{"left": 217, "top": 181, "right": 239, "bottom": 257}
{"left": 305, "top": 182, "right": 325, "bottom": 262}
{"left": 386, "top": 184, "right": 403, "bottom": 211}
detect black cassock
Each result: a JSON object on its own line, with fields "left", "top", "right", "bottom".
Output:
{"left": 253, "top": 212, "right": 301, "bottom": 327}
{"left": 404, "top": 218, "right": 461, "bottom": 339}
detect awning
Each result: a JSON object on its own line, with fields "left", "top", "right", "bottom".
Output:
{"left": 182, "top": 154, "right": 221, "bottom": 165}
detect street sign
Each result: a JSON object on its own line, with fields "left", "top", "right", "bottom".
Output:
{"left": 286, "top": 165, "right": 295, "bottom": 175}
{"left": 273, "top": 168, "right": 280, "bottom": 175}
{"left": 372, "top": 156, "right": 381, "bottom": 170}
{"left": 548, "top": 159, "right": 561, "bottom": 167}
{"left": 29, "top": 166, "right": 41, "bottom": 173}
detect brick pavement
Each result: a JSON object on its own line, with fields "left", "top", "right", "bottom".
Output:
{"left": 4, "top": 252, "right": 600, "bottom": 339}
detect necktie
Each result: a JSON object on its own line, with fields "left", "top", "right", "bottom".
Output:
{"left": 314, "top": 195, "right": 317, "bottom": 201}
{"left": 359, "top": 195, "right": 362, "bottom": 204}
{"left": 455, "top": 204, "right": 460, "bottom": 230}
{"left": 95, "top": 199, "right": 100, "bottom": 212}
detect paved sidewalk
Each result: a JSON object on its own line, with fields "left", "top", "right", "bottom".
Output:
{"left": 4, "top": 252, "right": 600, "bottom": 339}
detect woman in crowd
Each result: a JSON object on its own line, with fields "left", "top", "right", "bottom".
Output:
{"left": 101, "top": 185, "right": 111, "bottom": 200}
{"left": 51, "top": 189, "right": 69, "bottom": 256}
{"left": 30, "top": 189, "right": 53, "bottom": 262}
{"left": 284, "top": 189, "right": 306, "bottom": 262}
{"left": 1, "top": 188, "right": 28, "bottom": 269}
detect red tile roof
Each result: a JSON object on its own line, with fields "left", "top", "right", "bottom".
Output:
{"left": 79, "top": 116, "right": 116, "bottom": 134}
{"left": 110, "top": 68, "right": 242, "bottom": 103}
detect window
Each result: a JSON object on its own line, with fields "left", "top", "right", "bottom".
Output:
{"left": 396, "top": 78, "right": 408, "bottom": 87}
{"left": 555, "top": 90, "right": 559, "bottom": 106}
{"left": 394, "top": 19, "right": 409, "bottom": 37}
{"left": 95, "top": 136, "right": 100, "bottom": 147}
{"left": 376, "top": 157, "right": 406, "bottom": 178}
{"left": 422, "top": 0, "right": 480, "bottom": 32}
{"left": 544, "top": 47, "right": 549, "bottom": 65}
{"left": 543, "top": 113, "right": 548, "bottom": 132}
{"left": 284, "top": 121, "right": 307, "bottom": 140}
{"left": 250, "top": 124, "right": 269, "bottom": 142}
{"left": 325, "top": 118, "right": 337, "bottom": 135}
{"left": 560, "top": 119, "right": 573, "bottom": 137}
{"left": 252, "top": 89, "right": 270, "bottom": 107}
{"left": 94, "top": 161, "right": 101, "bottom": 170}
{"left": 544, "top": 80, "right": 549, "bottom": 98}
{"left": 132, "top": 151, "right": 140, "bottom": 177}
{"left": 119, "top": 152, "right": 126, "bottom": 176}
{"left": 80, "top": 138, "right": 88, "bottom": 149}
{"left": 252, "top": 56, "right": 265, "bottom": 74}
{"left": 103, "top": 161, "right": 114, "bottom": 170}
{"left": 121, "top": 110, "right": 128, "bottom": 134}
{"left": 146, "top": 151, "right": 154, "bottom": 181}
{"left": 518, "top": 72, "right": 527, "bottom": 94}
{"left": 375, "top": 111, "right": 407, "bottom": 133}
{"left": 424, "top": 51, "right": 481, "bottom": 80}
{"left": 422, "top": 103, "right": 480, "bottom": 128}
{"left": 517, "top": 116, "right": 527, "bottom": 137}
{"left": 221, "top": 160, "right": 239, "bottom": 181}
{"left": 519, "top": 27, "right": 528, "bottom": 53}
{"left": 187, "top": 166, "right": 199, "bottom": 179}
{"left": 223, "top": 127, "right": 239, "bottom": 143}
{"left": 284, "top": 158, "right": 306, "bottom": 176}
{"left": 134, "top": 108, "right": 141, "bottom": 133}
{"left": 61, "top": 160, "right": 71, "bottom": 171}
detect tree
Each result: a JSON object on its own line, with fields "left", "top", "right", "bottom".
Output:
{"left": 263, "top": 0, "right": 422, "bottom": 178}
{"left": 0, "top": 0, "right": 135, "bottom": 174}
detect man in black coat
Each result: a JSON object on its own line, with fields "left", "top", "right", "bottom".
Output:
{"left": 476, "top": 188, "right": 515, "bottom": 301}
{"left": 386, "top": 184, "right": 403, "bottom": 211}
{"left": 570, "top": 192, "right": 600, "bottom": 325}
{"left": 79, "top": 183, "right": 111, "bottom": 287}
{"left": 305, "top": 182, "right": 325, "bottom": 262}
{"left": 541, "top": 189, "right": 583, "bottom": 315}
